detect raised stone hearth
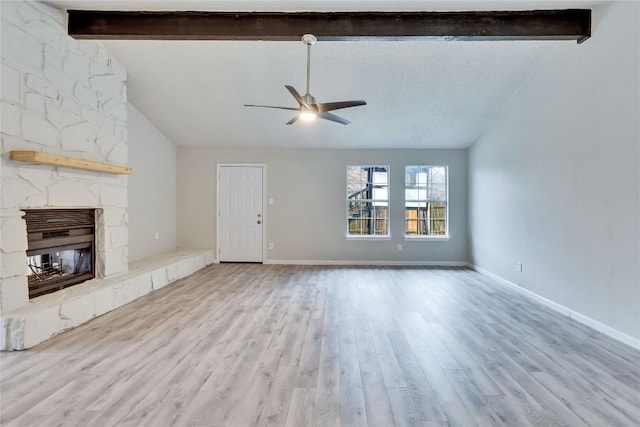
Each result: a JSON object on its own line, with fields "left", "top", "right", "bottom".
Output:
{"left": 1, "top": 249, "right": 215, "bottom": 350}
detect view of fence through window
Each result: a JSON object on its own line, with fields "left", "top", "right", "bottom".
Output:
{"left": 347, "top": 166, "right": 389, "bottom": 236}
{"left": 405, "top": 166, "right": 448, "bottom": 236}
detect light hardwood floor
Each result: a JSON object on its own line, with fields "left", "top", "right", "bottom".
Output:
{"left": 1, "top": 264, "right": 639, "bottom": 426}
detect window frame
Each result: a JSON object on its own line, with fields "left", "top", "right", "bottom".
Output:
{"left": 404, "top": 165, "right": 450, "bottom": 241}
{"left": 346, "top": 165, "right": 391, "bottom": 240}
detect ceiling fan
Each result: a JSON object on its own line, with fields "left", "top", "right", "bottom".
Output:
{"left": 244, "top": 34, "right": 366, "bottom": 125}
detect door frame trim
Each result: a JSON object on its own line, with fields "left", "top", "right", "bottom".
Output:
{"left": 216, "top": 163, "right": 267, "bottom": 263}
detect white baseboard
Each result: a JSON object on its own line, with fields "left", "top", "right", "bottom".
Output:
{"left": 263, "top": 259, "right": 469, "bottom": 267}
{"left": 472, "top": 265, "right": 640, "bottom": 351}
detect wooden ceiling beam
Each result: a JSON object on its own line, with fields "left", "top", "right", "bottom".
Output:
{"left": 67, "top": 9, "right": 591, "bottom": 43}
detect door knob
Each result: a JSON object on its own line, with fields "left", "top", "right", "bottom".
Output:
{"left": 257, "top": 220, "right": 262, "bottom": 224}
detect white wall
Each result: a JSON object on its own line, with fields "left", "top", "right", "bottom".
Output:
{"left": 469, "top": 2, "right": 639, "bottom": 341}
{"left": 178, "top": 148, "right": 467, "bottom": 264}
{"left": 127, "top": 104, "right": 177, "bottom": 261}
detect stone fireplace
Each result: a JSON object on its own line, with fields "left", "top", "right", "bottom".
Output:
{"left": 1, "top": 2, "right": 128, "bottom": 313}
{"left": 0, "top": 1, "right": 214, "bottom": 351}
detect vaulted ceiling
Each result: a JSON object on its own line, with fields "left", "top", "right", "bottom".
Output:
{"left": 45, "top": 1, "right": 600, "bottom": 149}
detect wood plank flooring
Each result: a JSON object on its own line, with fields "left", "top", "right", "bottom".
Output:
{"left": 1, "top": 264, "right": 639, "bottom": 426}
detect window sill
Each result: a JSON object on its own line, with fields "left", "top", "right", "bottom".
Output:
{"left": 404, "top": 235, "right": 450, "bottom": 241}
{"left": 346, "top": 235, "right": 392, "bottom": 241}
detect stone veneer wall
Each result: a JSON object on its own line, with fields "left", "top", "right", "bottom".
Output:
{"left": 0, "top": 1, "right": 129, "bottom": 313}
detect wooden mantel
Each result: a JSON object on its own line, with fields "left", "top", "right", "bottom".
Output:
{"left": 9, "top": 151, "right": 132, "bottom": 175}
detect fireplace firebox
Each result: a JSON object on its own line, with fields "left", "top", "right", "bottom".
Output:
{"left": 23, "top": 209, "right": 96, "bottom": 299}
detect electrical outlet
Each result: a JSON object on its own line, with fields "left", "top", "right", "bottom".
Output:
{"left": 269, "top": 242, "right": 274, "bottom": 250}
{"left": 397, "top": 244, "right": 403, "bottom": 251}
{"left": 155, "top": 232, "right": 160, "bottom": 240}
{"left": 517, "top": 261, "right": 523, "bottom": 272}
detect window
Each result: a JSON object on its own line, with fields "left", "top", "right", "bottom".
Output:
{"left": 347, "top": 166, "right": 389, "bottom": 236}
{"left": 405, "top": 166, "right": 448, "bottom": 238}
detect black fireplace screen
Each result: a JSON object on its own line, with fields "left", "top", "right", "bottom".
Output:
{"left": 23, "top": 209, "right": 96, "bottom": 298}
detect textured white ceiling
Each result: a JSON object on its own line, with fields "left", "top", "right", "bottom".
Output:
{"left": 46, "top": 1, "right": 598, "bottom": 149}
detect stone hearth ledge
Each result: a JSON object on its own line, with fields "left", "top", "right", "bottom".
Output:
{"left": 0, "top": 249, "right": 215, "bottom": 351}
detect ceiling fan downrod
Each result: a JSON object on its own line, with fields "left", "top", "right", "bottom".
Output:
{"left": 302, "top": 34, "right": 317, "bottom": 103}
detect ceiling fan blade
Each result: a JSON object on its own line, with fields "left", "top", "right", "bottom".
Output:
{"left": 318, "top": 112, "right": 350, "bottom": 125}
{"left": 315, "top": 100, "right": 367, "bottom": 113}
{"left": 286, "top": 115, "right": 299, "bottom": 125}
{"left": 244, "top": 104, "right": 299, "bottom": 111}
{"left": 285, "top": 85, "right": 310, "bottom": 108}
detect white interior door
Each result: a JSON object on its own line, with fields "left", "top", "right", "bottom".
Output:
{"left": 218, "top": 165, "right": 263, "bottom": 262}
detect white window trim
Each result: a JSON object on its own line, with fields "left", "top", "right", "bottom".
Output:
{"left": 404, "top": 235, "right": 450, "bottom": 241}
{"left": 404, "top": 165, "right": 449, "bottom": 239}
{"left": 346, "top": 234, "right": 392, "bottom": 241}
{"left": 346, "top": 165, "right": 390, "bottom": 239}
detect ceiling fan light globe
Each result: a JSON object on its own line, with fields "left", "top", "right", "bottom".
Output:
{"left": 299, "top": 111, "right": 317, "bottom": 121}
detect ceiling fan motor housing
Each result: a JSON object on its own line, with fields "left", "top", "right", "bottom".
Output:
{"left": 303, "top": 94, "right": 316, "bottom": 106}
